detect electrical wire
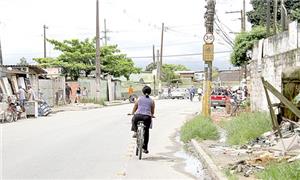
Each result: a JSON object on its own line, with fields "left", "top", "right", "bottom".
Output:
{"left": 129, "top": 50, "right": 231, "bottom": 59}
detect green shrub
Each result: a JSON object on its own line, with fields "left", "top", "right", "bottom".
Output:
{"left": 180, "top": 115, "right": 219, "bottom": 143}
{"left": 223, "top": 112, "right": 272, "bottom": 145}
{"left": 257, "top": 161, "right": 300, "bottom": 180}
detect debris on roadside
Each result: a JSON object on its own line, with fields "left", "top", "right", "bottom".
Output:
{"left": 228, "top": 160, "right": 264, "bottom": 177}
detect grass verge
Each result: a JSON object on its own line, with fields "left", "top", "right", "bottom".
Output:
{"left": 222, "top": 112, "right": 272, "bottom": 145}
{"left": 180, "top": 115, "right": 219, "bottom": 143}
{"left": 224, "top": 168, "right": 238, "bottom": 180}
{"left": 257, "top": 161, "right": 300, "bottom": 180}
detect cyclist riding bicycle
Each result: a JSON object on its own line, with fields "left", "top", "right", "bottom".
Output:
{"left": 130, "top": 86, "right": 155, "bottom": 154}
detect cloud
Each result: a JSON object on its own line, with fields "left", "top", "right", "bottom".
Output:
{"left": 0, "top": 0, "right": 250, "bottom": 70}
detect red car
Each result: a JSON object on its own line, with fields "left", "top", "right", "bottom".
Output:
{"left": 210, "top": 89, "right": 230, "bottom": 107}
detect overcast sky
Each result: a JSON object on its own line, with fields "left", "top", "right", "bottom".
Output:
{"left": 0, "top": 0, "right": 252, "bottom": 70}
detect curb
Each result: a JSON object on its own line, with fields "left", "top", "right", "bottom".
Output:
{"left": 191, "top": 139, "right": 227, "bottom": 180}
{"left": 104, "top": 101, "right": 131, "bottom": 107}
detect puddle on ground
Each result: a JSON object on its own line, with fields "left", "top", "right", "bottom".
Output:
{"left": 174, "top": 135, "right": 209, "bottom": 179}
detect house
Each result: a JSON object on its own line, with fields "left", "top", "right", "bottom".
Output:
{"left": 175, "top": 71, "right": 195, "bottom": 81}
{"left": 216, "top": 69, "right": 242, "bottom": 87}
{"left": 0, "top": 65, "right": 47, "bottom": 96}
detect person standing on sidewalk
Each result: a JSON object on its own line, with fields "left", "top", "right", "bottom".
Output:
{"left": 17, "top": 86, "right": 26, "bottom": 110}
{"left": 27, "top": 85, "right": 36, "bottom": 101}
{"left": 75, "top": 86, "right": 81, "bottom": 103}
{"left": 65, "top": 83, "right": 72, "bottom": 104}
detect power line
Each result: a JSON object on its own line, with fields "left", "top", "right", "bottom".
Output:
{"left": 129, "top": 50, "right": 231, "bottom": 59}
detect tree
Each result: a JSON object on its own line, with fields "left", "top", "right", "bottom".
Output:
{"left": 17, "top": 57, "right": 29, "bottom": 65}
{"left": 247, "top": 0, "right": 300, "bottom": 27}
{"left": 231, "top": 26, "right": 267, "bottom": 67}
{"left": 145, "top": 63, "right": 190, "bottom": 82}
{"left": 34, "top": 38, "right": 141, "bottom": 80}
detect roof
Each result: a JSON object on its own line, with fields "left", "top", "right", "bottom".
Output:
{"left": 0, "top": 65, "right": 47, "bottom": 74}
{"left": 175, "top": 71, "right": 195, "bottom": 74}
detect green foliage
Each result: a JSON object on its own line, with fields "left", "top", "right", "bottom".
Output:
{"left": 224, "top": 168, "right": 239, "bottom": 180}
{"left": 17, "top": 57, "right": 29, "bottom": 65}
{"left": 162, "top": 64, "right": 190, "bottom": 82}
{"left": 247, "top": 0, "right": 300, "bottom": 27}
{"left": 222, "top": 112, "right": 272, "bottom": 145}
{"left": 257, "top": 161, "right": 300, "bottom": 180}
{"left": 180, "top": 115, "right": 219, "bottom": 143}
{"left": 230, "top": 26, "right": 267, "bottom": 67}
{"left": 34, "top": 38, "right": 140, "bottom": 80}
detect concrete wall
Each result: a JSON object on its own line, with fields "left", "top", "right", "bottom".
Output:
{"left": 39, "top": 76, "right": 65, "bottom": 106}
{"left": 250, "top": 21, "right": 300, "bottom": 111}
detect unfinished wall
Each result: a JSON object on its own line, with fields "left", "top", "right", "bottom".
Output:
{"left": 39, "top": 77, "right": 65, "bottom": 106}
{"left": 250, "top": 21, "right": 300, "bottom": 111}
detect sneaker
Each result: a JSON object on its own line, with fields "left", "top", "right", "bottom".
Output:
{"left": 132, "top": 133, "right": 137, "bottom": 138}
{"left": 143, "top": 149, "right": 149, "bottom": 154}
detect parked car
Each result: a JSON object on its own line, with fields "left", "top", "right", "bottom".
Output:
{"left": 171, "top": 88, "right": 189, "bottom": 99}
{"left": 210, "top": 88, "right": 230, "bottom": 108}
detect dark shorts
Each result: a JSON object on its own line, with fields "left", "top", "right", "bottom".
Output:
{"left": 131, "top": 114, "right": 152, "bottom": 132}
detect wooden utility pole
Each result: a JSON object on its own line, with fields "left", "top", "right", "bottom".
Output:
{"left": 0, "top": 39, "right": 2, "bottom": 65}
{"left": 152, "top": 45, "right": 155, "bottom": 64}
{"left": 95, "top": 0, "right": 101, "bottom": 100}
{"left": 160, "top": 23, "right": 164, "bottom": 77}
{"left": 274, "top": 0, "right": 278, "bottom": 34}
{"left": 156, "top": 50, "right": 160, "bottom": 80}
{"left": 156, "top": 49, "right": 161, "bottom": 96}
{"left": 159, "top": 23, "right": 164, "bottom": 97}
{"left": 242, "top": 0, "right": 246, "bottom": 32}
{"left": 202, "top": 0, "right": 215, "bottom": 117}
{"left": 266, "top": 0, "right": 271, "bottom": 35}
{"left": 43, "top": 25, "right": 48, "bottom": 58}
{"left": 152, "top": 45, "right": 156, "bottom": 96}
{"left": 104, "top": 19, "right": 108, "bottom": 45}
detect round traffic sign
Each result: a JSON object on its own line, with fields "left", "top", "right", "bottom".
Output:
{"left": 203, "top": 33, "right": 214, "bottom": 44}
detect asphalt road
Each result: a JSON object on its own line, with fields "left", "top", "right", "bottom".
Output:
{"left": 1, "top": 99, "right": 200, "bottom": 179}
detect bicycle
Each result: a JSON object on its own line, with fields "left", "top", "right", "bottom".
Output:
{"left": 128, "top": 114, "right": 154, "bottom": 160}
{"left": 136, "top": 121, "right": 145, "bottom": 160}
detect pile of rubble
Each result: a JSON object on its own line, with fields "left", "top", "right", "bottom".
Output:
{"left": 228, "top": 121, "right": 300, "bottom": 177}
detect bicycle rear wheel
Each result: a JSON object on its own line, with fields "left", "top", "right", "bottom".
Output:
{"left": 6, "top": 112, "right": 14, "bottom": 123}
{"left": 138, "top": 127, "right": 144, "bottom": 160}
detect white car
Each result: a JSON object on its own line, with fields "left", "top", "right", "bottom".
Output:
{"left": 171, "top": 88, "right": 189, "bottom": 99}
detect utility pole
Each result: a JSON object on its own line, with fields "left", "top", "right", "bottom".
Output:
{"left": 242, "top": 0, "right": 246, "bottom": 32}
{"left": 274, "top": 0, "right": 278, "bottom": 34}
{"left": 202, "top": 0, "right": 215, "bottom": 117}
{"left": 159, "top": 23, "right": 164, "bottom": 97}
{"left": 156, "top": 49, "right": 160, "bottom": 86}
{"left": 0, "top": 39, "right": 3, "bottom": 65}
{"left": 104, "top": 19, "right": 108, "bottom": 45}
{"left": 266, "top": 0, "right": 271, "bottom": 35}
{"left": 95, "top": 0, "right": 101, "bottom": 100}
{"left": 226, "top": 1, "right": 247, "bottom": 78}
{"left": 152, "top": 45, "right": 155, "bottom": 65}
{"left": 43, "top": 25, "right": 48, "bottom": 58}
{"left": 152, "top": 45, "right": 156, "bottom": 96}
